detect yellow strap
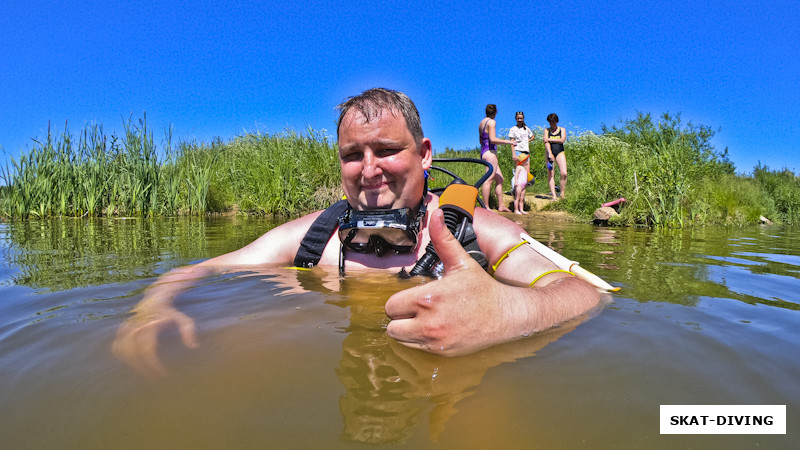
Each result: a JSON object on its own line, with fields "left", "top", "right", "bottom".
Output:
{"left": 491, "top": 240, "right": 527, "bottom": 272}
{"left": 529, "top": 269, "right": 575, "bottom": 287}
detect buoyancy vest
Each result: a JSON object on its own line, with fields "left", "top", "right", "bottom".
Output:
{"left": 292, "top": 199, "right": 349, "bottom": 268}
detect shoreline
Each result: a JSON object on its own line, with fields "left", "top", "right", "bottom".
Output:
{"left": 498, "top": 192, "right": 577, "bottom": 222}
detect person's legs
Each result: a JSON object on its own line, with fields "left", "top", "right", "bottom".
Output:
{"left": 513, "top": 167, "right": 522, "bottom": 213}
{"left": 480, "top": 153, "right": 494, "bottom": 207}
{"left": 513, "top": 167, "right": 527, "bottom": 214}
{"left": 547, "top": 162, "right": 557, "bottom": 200}
{"left": 556, "top": 152, "right": 568, "bottom": 199}
{"left": 482, "top": 152, "right": 509, "bottom": 210}
{"left": 494, "top": 168, "right": 510, "bottom": 212}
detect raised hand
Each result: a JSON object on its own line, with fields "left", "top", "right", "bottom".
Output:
{"left": 384, "top": 209, "right": 528, "bottom": 356}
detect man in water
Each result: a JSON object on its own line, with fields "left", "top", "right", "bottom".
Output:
{"left": 113, "top": 88, "right": 602, "bottom": 377}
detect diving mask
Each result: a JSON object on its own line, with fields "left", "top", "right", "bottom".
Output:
{"left": 338, "top": 202, "right": 426, "bottom": 257}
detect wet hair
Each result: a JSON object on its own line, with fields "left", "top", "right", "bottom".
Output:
{"left": 485, "top": 104, "right": 497, "bottom": 118}
{"left": 336, "top": 88, "right": 423, "bottom": 144}
{"left": 515, "top": 111, "right": 527, "bottom": 128}
{"left": 547, "top": 113, "right": 559, "bottom": 123}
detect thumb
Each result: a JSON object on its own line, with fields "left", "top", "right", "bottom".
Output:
{"left": 429, "top": 208, "right": 479, "bottom": 275}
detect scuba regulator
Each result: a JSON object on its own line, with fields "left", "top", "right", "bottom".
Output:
{"left": 404, "top": 158, "right": 494, "bottom": 278}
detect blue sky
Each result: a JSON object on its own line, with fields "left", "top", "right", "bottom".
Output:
{"left": 2, "top": 0, "right": 798, "bottom": 175}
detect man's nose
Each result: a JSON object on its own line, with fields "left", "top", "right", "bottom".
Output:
{"left": 362, "top": 151, "right": 382, "bottom": 178}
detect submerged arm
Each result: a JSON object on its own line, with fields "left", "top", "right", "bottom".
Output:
{"left": 112, "top": 212, "right": 321, "bottom": 378}
{"left": 112, "top": 264, "right": 215, "bottom": 378}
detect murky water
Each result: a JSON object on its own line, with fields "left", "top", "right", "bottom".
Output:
{"left": 0, "top": 216, "right": 798, "bottom": 448}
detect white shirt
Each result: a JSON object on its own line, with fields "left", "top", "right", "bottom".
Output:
{"left": 509, "top": 125, "right": 533, "bottom": 155}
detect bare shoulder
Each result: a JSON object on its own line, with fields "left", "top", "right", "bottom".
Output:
{"left": 200, "top": 210, "right": 324, "bottom": 266}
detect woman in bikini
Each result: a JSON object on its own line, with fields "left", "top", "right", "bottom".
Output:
{"left": 544, "top": 113, "right": 567, "bottom": 201}
{"left": 479, "top": 104, "right": 516, "bottom": 212}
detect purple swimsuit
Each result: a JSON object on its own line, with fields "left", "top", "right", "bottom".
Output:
{"left": 480, "top": 121, "right": 496, "bottom": 157}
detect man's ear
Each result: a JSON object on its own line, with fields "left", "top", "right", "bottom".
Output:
{"left": 419, "top": 138, "right": 433, "bottom": 170}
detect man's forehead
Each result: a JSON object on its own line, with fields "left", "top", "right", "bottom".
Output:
{"left": 337, "top": 111, "right": 416, "bottom": 153}
{"left": 340, "top": 106, "right": 405, "bottom": 130}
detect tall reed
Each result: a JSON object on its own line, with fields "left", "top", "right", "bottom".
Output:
{"left": 3, "top": 113, "right": 798, "bottom": 225}
{"left": 0, "top": 118, "right": 342, "bottom": 219}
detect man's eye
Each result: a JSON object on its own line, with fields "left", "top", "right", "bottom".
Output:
{"left": 341, "top": 152, "right": 361, "bottom": 161}
{"left": 378, "top": 148, "right": 400, "bottom": 156}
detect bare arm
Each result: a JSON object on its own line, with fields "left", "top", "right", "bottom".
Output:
{"left": 112, "top": 211, "right": 323, "bottom": 377}
{"left": 552, "top": 127, "right": 567, "bottom": 144}
{"left": 509, "top": 128, "right": 519, "bottom": 163}
{"left": 384, "top": 209, "right": 603, "bottom": 356}
{"left": 487, "top": 119, "right": 516, "bottom": 147}
{"left": 543, "top": 128, "right": 554, "bottom": 160}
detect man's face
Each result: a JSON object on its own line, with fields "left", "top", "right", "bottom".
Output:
{"left": 338, "top": 108, "right": 432, "bottom": 210}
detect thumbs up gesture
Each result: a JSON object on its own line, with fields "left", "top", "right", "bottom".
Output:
{"left": 385, "top": 209, "right": 527, "bottom": 356}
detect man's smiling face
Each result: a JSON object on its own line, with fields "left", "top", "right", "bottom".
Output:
{"left": 338, "top": 107, "right": 431, "bottom": 211}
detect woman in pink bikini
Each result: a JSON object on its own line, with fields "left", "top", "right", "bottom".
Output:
{"left": 479, "top": 104, "right": 516, "bottom": 212}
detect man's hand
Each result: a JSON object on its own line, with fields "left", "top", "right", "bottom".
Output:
{"left": 112, "top": 304, "right": 198, "bottom": 379}
{"left": 385, "top": 209, "right": 529, "bottom": 356}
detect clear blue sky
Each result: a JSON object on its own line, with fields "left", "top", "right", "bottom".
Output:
{"left": 2, "top": 0, "right": 798, "bottom": 175}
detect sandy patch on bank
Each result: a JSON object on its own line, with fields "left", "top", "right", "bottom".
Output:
{"left": 497, "top": 192, "right": 575, "bottom": 222}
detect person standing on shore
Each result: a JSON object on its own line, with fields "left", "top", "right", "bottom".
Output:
{"left": 479, "top": 104, "right": 516, "bottom": 212}
{"left": 508, "top": 111, "right": 534, "bottom": 214}
{"left": 544, "top": 113, "right": 567, "bottom": 201}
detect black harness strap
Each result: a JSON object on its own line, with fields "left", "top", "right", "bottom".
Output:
{"left": 293, "top": 200, "right": 350, "bottom": 268}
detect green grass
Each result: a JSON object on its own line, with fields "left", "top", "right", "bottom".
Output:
{"left": 557, "top": 113, "right": 798, "bottom": 226}
{"left": 1, "top": 118, "right": 340, "bottom": 219}
{"left": 435, "top": 113, "right": 799, "bottom": 226}
{"left": 2, "top": 113, "right": 799, "bottom": 226}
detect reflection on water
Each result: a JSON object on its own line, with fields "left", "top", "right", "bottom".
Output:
{"left": 531, "top": 221, "right": 800, "bottom": 311}
{"left": 1, "top": 216, "right": 278, "bottom": 290}
{"left": 1, "top": 217, "right": 799, "bottom": 448}
{"left": 322, "top": 271, "right": 585, "bottom": 443}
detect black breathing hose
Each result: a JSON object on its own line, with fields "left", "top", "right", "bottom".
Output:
{"left": 407, "top": 205, "right": 467, "bottom": 277}
{"left": 403, "top": 159, "right": 488, "bottom": 278}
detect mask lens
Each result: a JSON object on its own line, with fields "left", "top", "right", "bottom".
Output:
{"left": 375, "top": 227, "right": 415, "bottom": 247}
{"left": 339, "top": 226, "right": 415, "bottom": 252}
{"left": 338, "top": 209, "right": 419, "bottom": 255}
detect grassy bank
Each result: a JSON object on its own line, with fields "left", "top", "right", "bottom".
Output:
{"left": 2, "top": 113, "right": 799, "bottom": 226}
{"left": 1, "top": 117, "right": 341, "bottom": 219}
{"left": 560, "top": 113, "right": 800, "bottom": 226}
{"left": 436, "top": 113, "right": 799, "bottom": 226}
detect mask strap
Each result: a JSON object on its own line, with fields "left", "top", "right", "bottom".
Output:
{"left": 339, "top": 242, "right": 346, "bottom": 277}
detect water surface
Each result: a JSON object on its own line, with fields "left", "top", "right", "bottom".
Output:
{"left": 0, "top": 216, "right": 797, "bottom": 448}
